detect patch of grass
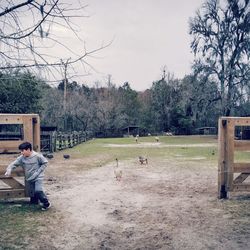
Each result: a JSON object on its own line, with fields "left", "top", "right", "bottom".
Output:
{"left": 0, "top": 201, "right": 62, "bottom": 249}
{"left": 62, "top": 136, "right": 219, "bottom": 170}
{"left": 0, "top": 202, "right": 42, "bottom": 249}
{"left": 234, "top": 151, "right": 250, "bottom": 162}
{"left": 150, "top": 135, "right": 217, "bottom": 144}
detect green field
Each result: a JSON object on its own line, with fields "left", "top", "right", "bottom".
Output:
{"left": 69, "top": 135, "right": 217, "bottom": 163}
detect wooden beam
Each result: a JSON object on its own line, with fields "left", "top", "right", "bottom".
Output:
{"left": 23, "top": 116, "right": 33, "bottom": 143}
{"left": 234, "top": 118, "right": 250, "bottom": 126}
{"left": 0, "top": 189, "right": 26, "bottom": 199}
{"left": 234, "top": 163, "right": 250, "bottom": 173}
{"left": 0, "top": 141, "right": 24, "bottom": 153}
{"left": 218, "top": 118, "right": 228, "bottom": 198}
{"left": 226, "top": 120, "right": 235, "bottom": 192}
{"left": 234, "top": 140, "right": 250, "bottom": 151}
{"left": 0, "top": 177, "right": 25, "bottom": 189}
{"left": 233, "top": 173, "right": 250, "bottom": 184}
{"left": 32, "top": 116, "right": 40, "bottom": 151}
{"left": 233, "top": 184, "right": 250, "bottom": 191}
{"left": 0, "top": 114, "right": 24, "bottom": 124}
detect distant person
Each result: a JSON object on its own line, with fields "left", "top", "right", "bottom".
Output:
{"left": 5, "top": 142, "right": 51, "bottom": 211}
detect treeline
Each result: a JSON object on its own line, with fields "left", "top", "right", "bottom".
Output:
{"left": 0, "top": 1, "right": 249, "bottom": 136}
{"left": 0, "top": 70, "right": 249, "bottom": 136}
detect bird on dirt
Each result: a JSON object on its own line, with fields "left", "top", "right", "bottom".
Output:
{"left": 114, "top": 158, "right": 122, "bottom": 181}
{"left": 135, "top": 135, "right": 139, "bottom": 143}
{"left": 155, "top": 136, "right": 159, "bottom": 142}
{"left": 63, "top": 154, "right": 70, "bottom": 159}
{"left": 46, "top": 153, "right": 54, "bottom": 159}
{"left": 138, "top": 156, "right": 148, "bottom": 165}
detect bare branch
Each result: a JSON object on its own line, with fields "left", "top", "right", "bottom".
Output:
{"left": 0, "top": 0, "right": 35, "bottom": 17}
{"left": 0, "top": 0, "right": 111, "bottom": 84}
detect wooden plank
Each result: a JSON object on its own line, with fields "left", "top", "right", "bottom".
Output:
{"left": 0, "top": 177, "right": 25, "bottom": 189}
{"left": 32, "top": 115, "right": 40, "bottom": 151}
{"left": 234, "top": 117, "right": 250, "bottom": 126}
{"left": 233, "top": 173, "right": 250, "bottom": 184}
{"left": 233, "top": 184, "right": 250, "bottom": 192}
{"left": 23, "top": 116, "right": 33, "bottom": 143}
{"left": 234, "top": 140, "right": 250, "bottom": 151}
{"left": 234, "top": 163, "right": 250, "bottom": 173}
{"left": 0, "top": 189, "right": 26, "bottom": 199}
{"left": 0, "top": 114, "right": 24, "bottom": 124}
{"left": 0, "top": 141, "right": 24, "bottom": 153}
{"left": 226, "top": 119, "right": 235, "bottom": 192}
{"left": 218, "top": 118, "right": 228, "bottom": 198}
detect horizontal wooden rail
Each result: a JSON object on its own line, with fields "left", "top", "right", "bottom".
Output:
{"left": 233, "top": 163, "right": 250, "bottom": 173}
{"left": 0, "top": 175, "right": 26, "bottom": 199}
{"left": 233, "top": 184, "right": 250, "bottom": 191}
{"left": 0, "top": 176, "right": 24, "bottom": 189}
{"left": 0, "top": 189, "right": 25, "bottom": 198}
{"left": 234, "top": 140, "right": 250, "bottom": 151}
{"left": 0, "top": 141, "right": 24, "bottom": 153}
{"left": 234, "top": 118, "right": 250, "bottom": 126}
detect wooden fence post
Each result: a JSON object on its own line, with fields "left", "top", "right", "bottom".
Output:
{"left": 218, "top": 118, "right": 228, "bottom": 198}
{"left": 218, "top": 117, "right": 250, "bottom": 198}
{"left": 218, "top": 118, "right": 235, "bottom": 198}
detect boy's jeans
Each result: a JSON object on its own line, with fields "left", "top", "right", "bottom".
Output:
{"left": 28, "top": 179, "right": 49, "bottom": 205}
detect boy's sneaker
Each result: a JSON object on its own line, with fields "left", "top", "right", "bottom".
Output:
{"left": 41, "top": 202, "right": 51, "bottom": 211}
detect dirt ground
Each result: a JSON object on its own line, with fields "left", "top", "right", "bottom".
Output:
{"left": 1, "top": 143, "right": 250, "bottom": 250}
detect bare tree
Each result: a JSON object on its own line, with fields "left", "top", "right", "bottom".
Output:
{"left": 0, "top": 1, "right": 110, "bottom": 80}
{"left": 189, "top": 0, "right": 250, "bottom": 116}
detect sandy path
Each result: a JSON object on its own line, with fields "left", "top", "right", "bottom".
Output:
{"left": 27, "top": 156, "right": 250, "bottom": 250}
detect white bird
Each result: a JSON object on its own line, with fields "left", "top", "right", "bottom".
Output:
{"left": 114, "top": 158, "right": 122, "bottom": 181}
{"left": 135, "top": 135, "right": 139, "bottom": 143}
{"left": 155, "top": 136, "right": 159, "bottom": 142}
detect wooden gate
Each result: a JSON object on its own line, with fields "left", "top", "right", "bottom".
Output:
{"left": 0, "top": 164, "right": 31, "bottom": 199}
{"left": 0, "top": 114, "right": 40, "bottom": 199}
{"left": 0, "top": 114, "right": 40, "bottom": 153}
{"left": 218, "top": 117, "right": 250, "bottom": 198}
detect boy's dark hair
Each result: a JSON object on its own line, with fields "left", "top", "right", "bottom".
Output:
{"left": 18, "top": 142, "right": 32, "bottom": 151}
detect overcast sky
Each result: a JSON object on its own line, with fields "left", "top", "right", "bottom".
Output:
{"left": 54, "top": 1, "right": 204, "bottom": 90}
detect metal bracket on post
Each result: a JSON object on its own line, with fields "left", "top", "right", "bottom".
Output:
{"left": 222, "top": 119, "right": 227, "bottom": 127}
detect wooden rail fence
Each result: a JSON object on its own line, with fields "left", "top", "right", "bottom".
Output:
{"left": 40, "top": 131, "right": 87, "bottom": 153}
{"left": 218, "top": 117, "right": 250, "bottom": 199}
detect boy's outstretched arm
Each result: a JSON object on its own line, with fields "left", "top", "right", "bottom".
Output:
{"left": 5, "top": 156, "right": 23, "bottom": 176}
